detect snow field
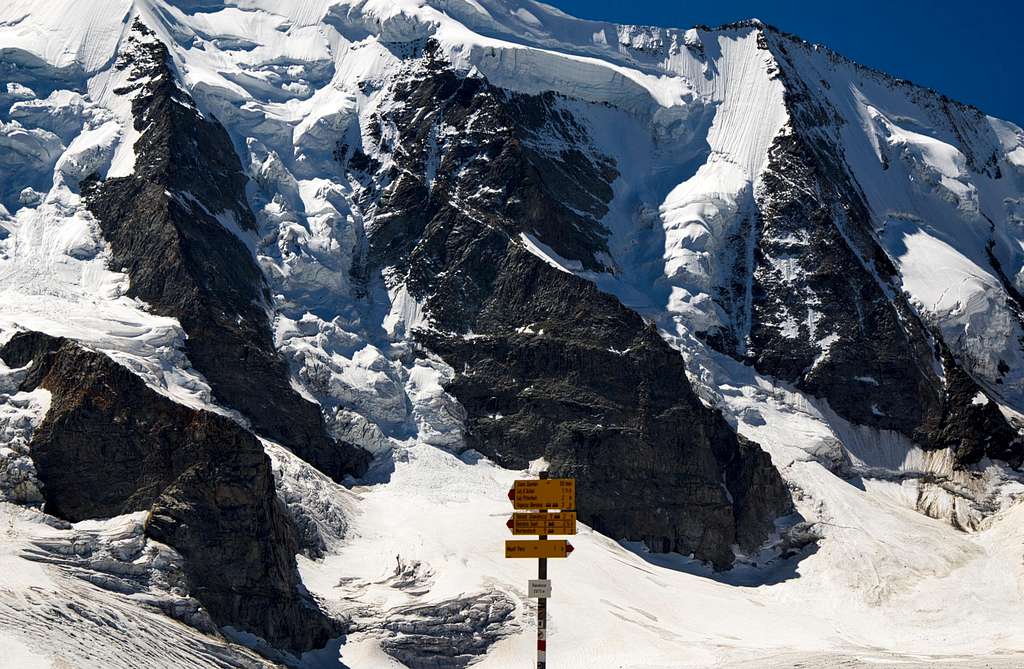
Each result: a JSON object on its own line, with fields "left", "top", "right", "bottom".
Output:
{"left": 1, "top": 2, "right": 1023, "bottom": 667}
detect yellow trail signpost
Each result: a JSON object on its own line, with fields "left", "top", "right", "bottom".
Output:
{"left": 507, "top": 511, "right": 577, "bottom": 536}
{"left": 504, "top": 539, "right": 575, "bottom": 558}
{"left": 508, "top": 478, "right": 576, "bottom": 510}
{"left": 504, "top": 473, "right": 576, "bottom": 669}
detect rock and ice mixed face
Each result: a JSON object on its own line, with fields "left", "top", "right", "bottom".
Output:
{"left": 1, "top": 1, "right": 1024, "bottom": 667}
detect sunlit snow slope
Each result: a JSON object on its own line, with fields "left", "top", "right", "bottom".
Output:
{"left": 2, "top": 1, "right": 1024, "bottom": 667}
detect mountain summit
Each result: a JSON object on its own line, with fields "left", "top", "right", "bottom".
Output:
{"left": 2, "top": 1, "right": 1023, "bottom": 667}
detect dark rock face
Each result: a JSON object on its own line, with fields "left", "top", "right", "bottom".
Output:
{"left": 1, "top": 331, "right": 340, "bottom": 652}
{"left": 698, "top": 32, "right": 1024, "bottom": 467}
{"left": 747, "top": 128, "right": 943, "bottom": 434}
{"left": 363, "top": 42, "right": 616, "bottom": 300}
{"left": 81, "top": 21, "right": 369, "bottom": 481}
{"left": 357, "top": 44, "right": 792, "bottom": 568}
{"left": 925, "top": 349, "right": 1024, "bottom": 466}
{"left": 420, "top": 249, "right": 790, "bottom": 568}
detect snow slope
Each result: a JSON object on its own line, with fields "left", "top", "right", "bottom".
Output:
{"left": 2, "top": 1, "right": 1024, "bottom": 667}
{"left": 297, "top": 439, "right": 1024, "bottom": 668}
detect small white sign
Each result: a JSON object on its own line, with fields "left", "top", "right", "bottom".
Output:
{"left": 528, "top": 579, "right": 552, "bottom": 598}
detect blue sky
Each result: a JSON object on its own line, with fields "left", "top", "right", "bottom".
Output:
{"left": 544, "top": 0, "right": 1023, "bottom": 125}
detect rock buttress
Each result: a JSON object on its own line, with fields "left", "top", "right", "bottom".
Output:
{"left": 1, "top": 331, "right": 340, "bottom": 652}
{"left": 82, "top": 21, "right": 369, "bottom": 481}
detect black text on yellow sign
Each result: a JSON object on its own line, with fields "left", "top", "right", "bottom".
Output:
{"left": 506, "top": 511, "right": 577, "bottom": 536}
{"left": 507, "top": 478, "right": 575, "bottom": 510}
{"left": 505, "top": 539, "right": 575, "bottom": 559}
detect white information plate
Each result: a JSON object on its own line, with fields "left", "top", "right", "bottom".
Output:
{"left": 528, "top": 579, "right": 552, "bottom": 598}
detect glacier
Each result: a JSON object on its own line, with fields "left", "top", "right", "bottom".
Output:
{"left": 1, "top": 1, "right": 1024, "bottom": 667}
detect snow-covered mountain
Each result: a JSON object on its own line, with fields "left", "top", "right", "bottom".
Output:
{"left": 2, "top": 1, "right": 1024, "bottom": 667}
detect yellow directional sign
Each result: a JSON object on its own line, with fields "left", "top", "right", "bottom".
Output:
{"left": 505, "top": 539, "right": 575, "bottom": 559}
{"left": 507, "top": 511, "right": 577, "bottom": 536}
{"left": 508, "top": 478, "right": 575, "bottom": 510}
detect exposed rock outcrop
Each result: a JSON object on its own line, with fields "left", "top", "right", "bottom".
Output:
{"left": 419, "top": 248, "right": 791, "bottom": 567}
{"left": 732, "top": 33, "right": 1024, "bottom": 467}
{"left": 0, "top": 331, "right": 340, "bottom": 653}
{"left": 359, "top": 44, "right": 793, "bottom": 568}
{"left": 81, "top": 21, "right": 369, "bottom": 482}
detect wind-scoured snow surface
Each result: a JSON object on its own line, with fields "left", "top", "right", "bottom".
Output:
{"left": 2, "top": 1, "right": 1024, "bottom": 667}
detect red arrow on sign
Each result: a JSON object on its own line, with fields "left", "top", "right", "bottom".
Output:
{"left": 507, "top": 488, "right": 515, "bottom": 501}
{"left": 506, "top": 517, "right": 514, "bottom": 529}
{"left": 566, "top": 543, "right": 574, "bottom": 555}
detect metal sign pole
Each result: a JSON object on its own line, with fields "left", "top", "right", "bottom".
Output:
{"left": 537, "top": 471, "right": 548, "bottom": 669}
